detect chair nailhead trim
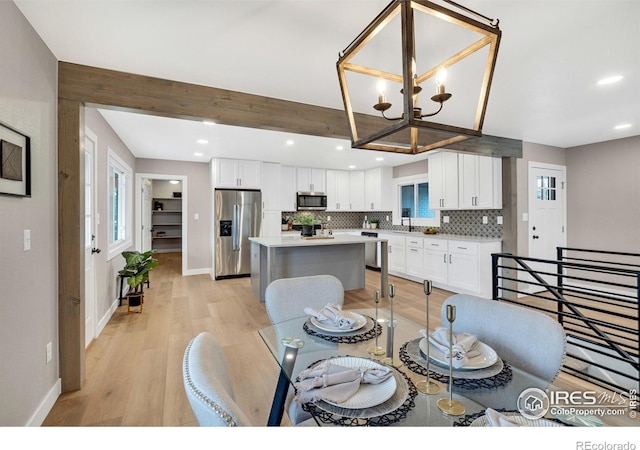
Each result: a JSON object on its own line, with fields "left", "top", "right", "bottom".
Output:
{"left": 183, "top": 339, "right": 238, "bottom": 427}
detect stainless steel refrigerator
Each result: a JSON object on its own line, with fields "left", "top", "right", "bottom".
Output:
{"left": 214, "top": 189, "right": 262, "bottom": 279}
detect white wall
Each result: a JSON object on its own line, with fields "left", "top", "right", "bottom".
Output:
{"left": 0, "top": 2, "right": 59, "bottom": 426}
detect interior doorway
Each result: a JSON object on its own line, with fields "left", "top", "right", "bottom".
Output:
{"left": 135, "top": 173, "right": 188, "bottom": 275}
{"left": 84, "top": 127, "right": 98, "bottom": 347}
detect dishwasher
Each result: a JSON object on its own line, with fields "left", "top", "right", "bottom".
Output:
{"left": 361, "top": 231, "right": 381, "bottom": 271}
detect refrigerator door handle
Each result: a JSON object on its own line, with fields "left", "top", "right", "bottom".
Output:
{"left": 233, "top": 204, "right": 239, "bottom": 251}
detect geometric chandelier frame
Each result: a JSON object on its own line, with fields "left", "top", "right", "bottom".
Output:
{"left": 337, "top": 0, "right": 501, "bottom": 154}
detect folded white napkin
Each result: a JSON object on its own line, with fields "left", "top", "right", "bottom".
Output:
{"left": 484, "top": 408, "right": 520, "bottom": 427}
{"left": 420, "top": 327, "right": 481, "bottom": 369}
{"left": 304, "top": 303, "right": 355, "bottom": 329}
{"left": 294, "top": 360, "right": 393, "bottom": 404}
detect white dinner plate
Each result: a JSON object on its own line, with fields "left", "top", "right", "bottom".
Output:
{"left": 320, "top": 356, "right": 397, "bottom": 409}
{"left": 310, "top": 311, "right": 367, "bottom": 333}
{"left": 419, "top": 337, "right": 498, "bottom": 370}
{"left": 470, "top": 413, "right": 563, "bottom": 427}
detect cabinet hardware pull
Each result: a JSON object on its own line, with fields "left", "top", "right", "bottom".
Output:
{"left": 458, "top": 247, "right": 467, "bottom": 250}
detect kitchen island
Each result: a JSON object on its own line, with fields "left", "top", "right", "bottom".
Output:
{"left": 249, "top": 234, "right": 388, "bottom": 302}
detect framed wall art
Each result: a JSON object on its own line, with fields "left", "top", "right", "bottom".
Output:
{"left": 0, "top": 121, "right": 31, "bottom": 197}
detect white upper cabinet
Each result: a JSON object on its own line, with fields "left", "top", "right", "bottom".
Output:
{"left": 458, "top": 154, "right": 502, "bottom": 209}
{"left": 326, "top": 170, "right": 350, "bottom": 211}
{"left": 428, "top": 152, "right": 459, "bottom": 210}
{"left": 280, "top": 166, "right": 297, "bottom": 211}
{"left": 364, "top": 166, "right": 393, "bottom": 211}
{"left": 349, "top": 170, "right": 365, "bottom": 211}
{"left": 261, "top": 162, "right": 281, "bottom": 211}
{"left": 296, "top": 167, "right": 326, "bottom": 192}
{"left": 213, "top": 158, "right": 262, "bottom": 189}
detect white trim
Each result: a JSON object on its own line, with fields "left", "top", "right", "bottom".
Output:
{"left": 135, "top": 173, "right": 188, "bottom": 276}
{"left": 84, "top": 126, "right": 98, "bottom": 344}
{"left": 391, "top": 174, "right": 440, "bottom": 227}
{"left": 26, "top": 378, "right": 61, "bottom": 426}
{"left": 106, "top": 148, "right": 133, "bottom": 260}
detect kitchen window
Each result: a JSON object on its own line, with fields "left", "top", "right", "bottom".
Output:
{"left": 107, "top": 148, "right": 133, "bottom": 259}
{"left": 393, "top": 175, "right": 440, "bottom": 227}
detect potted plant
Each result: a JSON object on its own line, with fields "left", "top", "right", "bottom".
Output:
{"left": 295, "top": 212, "right": 316, "bottom": 237}
{"left": 369, "top": 218, "right": 380, "bottom": 229}
{"left": 118, "top": 250, "right": 158, "bottom": 312}
{"left": 281, "top": 216, "right": 289, "bottom": 231}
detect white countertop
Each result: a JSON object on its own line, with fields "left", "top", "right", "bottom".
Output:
{"left": 280, "top": 228, "right": 501, "bottom": 243}
{"left": 249, "top": 234, "right": 387, "bottom": 248}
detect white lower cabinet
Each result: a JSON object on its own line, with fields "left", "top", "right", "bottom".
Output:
{"left": 446, "top": 240, "right": 480, "bottom": 293}
{"left": 405, "top": 237, "right": 424, "bottom": 279}
{"left": 423, "top": 238, "right": 448, "bottom": 284}
{"left": 381, "top": 233, "right": 406, "bottom": 274}
{"left": 380, "top": 233, "right": 501, "bottom": 298}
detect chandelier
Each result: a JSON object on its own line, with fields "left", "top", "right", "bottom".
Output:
{"left": 337, "top": 0, "right": 501, "bottom": 154}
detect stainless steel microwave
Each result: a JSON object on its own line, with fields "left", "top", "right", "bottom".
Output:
{"left": 296, "top": 191, "right": 327, "bottom": 211}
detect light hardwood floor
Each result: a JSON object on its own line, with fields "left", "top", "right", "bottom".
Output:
{"left": 42, "top": 252, "right": 603, "bottom": 427}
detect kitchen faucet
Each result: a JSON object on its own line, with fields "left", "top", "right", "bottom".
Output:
{"left": 401, "top": 208, "right": 413, "bottom": 232}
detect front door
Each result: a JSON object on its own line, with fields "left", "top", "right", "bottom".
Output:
{"left": 84, "top": 128, "right": 98, "bottom": 347}
{"left": 526, "top": 162, "right": 566, "bottom": 292}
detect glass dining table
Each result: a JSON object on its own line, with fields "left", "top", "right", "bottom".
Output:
{"left": 258, "top": 307, "right": 623, "bottom": 428}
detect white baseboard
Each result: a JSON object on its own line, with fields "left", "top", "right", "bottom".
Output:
{"left": 27, "top": 378, "right": 61, "bottom": 426}
{"left": 184, "top": 267, "right": 211, "bottom": 276}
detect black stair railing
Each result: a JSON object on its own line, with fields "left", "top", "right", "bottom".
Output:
{"left": 491, "top": 248, "right": 639, "bottom": 397}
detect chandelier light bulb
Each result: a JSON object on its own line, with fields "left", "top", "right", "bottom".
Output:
{"left": 376, "top": 78, "right": 387, "bottom": 103}
{"left": 436, "top": 67, "right": 447, "bottom": 94}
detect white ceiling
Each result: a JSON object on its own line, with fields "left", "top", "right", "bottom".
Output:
{"left": 15, "top": 0, "right": 640, "bottom": 170}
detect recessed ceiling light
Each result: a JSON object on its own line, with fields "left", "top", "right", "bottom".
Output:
{"left": 194, "top": 152, "right": 204, "bottom": 156}
{"left": 614, "top": 123, "right": 631, "bottom": 130}
{"left": 375, "top": 157, "right": 384, "bottom": 161}
{"left": 336, "top": 145, "right": 344, "bottom": 151}
{"left": 348, "top": 165, "right": 356, "bottom": 169}
{"left": 286, "top": 139, "right": 294, "bottom": 146}
{"left": 203, "top": 121, "right": 215, "bottom": 126}
{"left": 169, "top": 180, "right": 180, "bottom": 184}
{"left": 197, "top": 139, "right": 208, "bottom": 144}
{"left": 597, "top": 75, "right": 623, "bottom": 85}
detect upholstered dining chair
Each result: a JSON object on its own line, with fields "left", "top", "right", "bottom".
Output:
{"left": 264, "top": 274, "right": 345, "bottom": 425}
{"left": 441, "top": 294, "right": 566, "bottom": 383}
{"left": 265, "top": 274, "right": 345, "bottom": 324}
{"left": 182, "top": 331, "right": 252, "bottom": 426}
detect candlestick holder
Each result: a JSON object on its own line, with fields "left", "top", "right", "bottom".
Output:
{"left": 437, "top": 304, "right": 465, "bottom": 415}
{"left": 415, "top": 280, "right": 440, "bottom": 395}
{"left": 367, "top": 290, "right": 385, "bottom": 356}
{"left": 382, "top": 284, "right": 402, "bottom": 368}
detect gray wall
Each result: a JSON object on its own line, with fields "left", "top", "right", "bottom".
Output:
{"left": 0, "top": 2, "right": 58, "bottom": 426}
{"left": 566, "top": 135, "right": 640, "bottom": 254}
{"left": 85, "top": 108, "right": 137, "bottom": 324}
{"left": 136, "top": 158, "right": 212, "bottom": 272}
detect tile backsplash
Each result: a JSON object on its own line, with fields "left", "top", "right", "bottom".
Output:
{"left": 282, "top": 209, "right": 503, "bottom": 238}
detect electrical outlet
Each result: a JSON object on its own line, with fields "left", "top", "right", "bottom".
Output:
{"left": 386, "top": 215, "right": 389, "bottom": 221}
{"left": 327, "top": 216, "right": 331, "bottom": 221}
{"left": 497, "top": 216, "right": 503, "bottom": 225}
{"left": 46, "top": 342, "right": 52, "bottom": 363}
{"left": 482, "top": 216, "right": 488, "bottom": 224}
{"left": 443, "top": 216, "right": 449, "bottom": 223}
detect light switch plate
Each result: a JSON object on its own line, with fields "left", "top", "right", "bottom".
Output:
{"left": 23, "top": 229, "right": 31, "bottom": 251}
{"left": 443, "top": 216, "right": 449, "bottom": 223}
{"left": 497, "top": 216, "right": 503, "bottom": 225}
{"left": 482, "top": 216, "right": 488, "bottom": 224}
{"left": 522, "top": 212, "right": 529, "bottom": 222}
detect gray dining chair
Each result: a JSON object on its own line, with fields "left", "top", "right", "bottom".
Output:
{"left": 441, "top": 294, "right": 566, "bottom": 382}
{"left": 182, "top": 331, "right": 252, "bottom": 426}
{"left": 264, "top": 274, "right": 345, "bottom": 425}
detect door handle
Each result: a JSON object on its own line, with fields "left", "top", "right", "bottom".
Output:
{"left": 533, "top": 235, "right": 539, "bottom": 239}
{"left": 91, "top": 248, "right": 101, "bottom": 254}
